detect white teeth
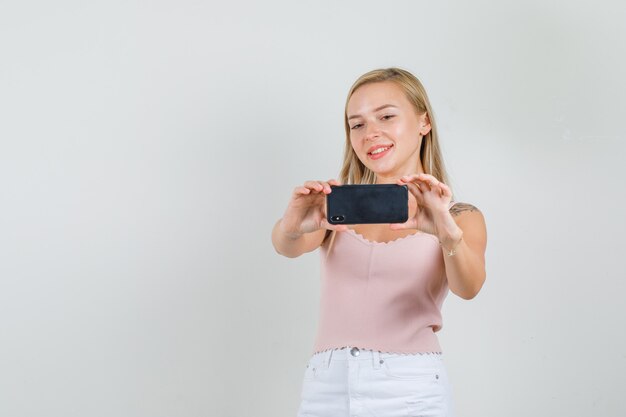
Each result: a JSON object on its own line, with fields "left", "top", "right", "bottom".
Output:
{"left": 371, "top": 147, "right": 389, "bottom": 155}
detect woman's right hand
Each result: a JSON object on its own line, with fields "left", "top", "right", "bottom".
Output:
{"left": 279, "top": 179, "right": 348, "bottom": 238}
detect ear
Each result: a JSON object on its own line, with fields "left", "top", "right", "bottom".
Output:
{"left": 419, "top": 113, "right": 432, "bottom": 136}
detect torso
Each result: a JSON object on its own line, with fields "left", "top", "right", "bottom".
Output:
{"left": 348, "top": 224, "right": 419, "bottom": 244}
{"left": 347, "top": 195, "right": 417, "bottom": 243}
{"left": 347, "top": 200, "right": 458, "bottom": 244}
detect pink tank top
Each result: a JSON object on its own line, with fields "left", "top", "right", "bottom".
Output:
{"left": 312, "top": 218, "right": 452, "bottom": 355}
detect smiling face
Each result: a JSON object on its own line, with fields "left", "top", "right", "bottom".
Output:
{"left": 346, "top": 81, "right": 431, "bottom": 183}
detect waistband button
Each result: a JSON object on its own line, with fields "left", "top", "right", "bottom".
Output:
{"left": 350, "top": 347, "right": 360, "bottom": 357}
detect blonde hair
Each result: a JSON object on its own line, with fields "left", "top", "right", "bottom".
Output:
{"left": 324, "top": 67, "right": 452, "bottom": 250}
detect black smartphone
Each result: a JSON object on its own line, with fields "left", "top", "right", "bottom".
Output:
{"left": 326, "top": 184, "right": 408, "bottom": 225}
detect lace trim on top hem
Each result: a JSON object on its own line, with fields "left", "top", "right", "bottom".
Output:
{"left": 312, "top": 346, "right": 443, "bottom": 356}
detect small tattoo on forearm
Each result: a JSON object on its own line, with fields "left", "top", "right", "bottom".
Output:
{"left": 449, "top": 203, "right": 480, "bottom": 217}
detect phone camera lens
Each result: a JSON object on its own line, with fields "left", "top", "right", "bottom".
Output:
{"left": 332, "top": 215, "right": 345, "bottom": 222}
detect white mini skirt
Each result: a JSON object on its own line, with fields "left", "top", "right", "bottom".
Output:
{"left": 297, "top": 346, "right": 455, "bottom": 417}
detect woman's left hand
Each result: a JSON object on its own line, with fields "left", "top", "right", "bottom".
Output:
{"left": 390, "top": 173, "right": 453, "bottom": 237}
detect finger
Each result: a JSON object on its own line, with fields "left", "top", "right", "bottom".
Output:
{"left": 398, "top": 176, "right": 424, "bottom": 194}
{"left": 439, "top": 182, "right": 452, "bottom": 198}
{"left": 319, "top": 180, "right": 333, "bottom": 194}
{"left": 399, "top": 175, "right": 435, "bottom": 192}
{"left": 404, "top": 181, "right": 422, "bottom": 196}
{"left": 404, "top": 181, "right": 425, "bottom": 205}
{"left": 399, "top": 174, "right": 421, "bottom": 183}
{"left": 413, "top": 173, "right": 441, "bottom": 189}
{"left": 417, "top": 175, "right": 438, "bottom": 189}
{"left": 327, "top": 178, "right": 342, "bottom": 186}
{"left": 293, "top": 186, "right": 312, "bottom": 195}
{"left": 412, "top": 178, "right": 437, "bottom": 193}
{"left": 416, "top": 173, "right": 438, "bottom": 182}
{"left": 303, "top": 180, "right": 325, "bottom": 193}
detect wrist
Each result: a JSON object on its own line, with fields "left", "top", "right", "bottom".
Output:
{"left": 439, "top": 229, "right": 463, "bottom": 256}
{"left": 434, "top": 217, "right": 462, "bottom": 256}
{"left": 433, "top": 210, "right": 460, "bottom": 243}
{"left": 437, "top": 225, "right": 462, "bottom": 247}
{"left": 278, "top": 219, "right": 304, "bottom": 240}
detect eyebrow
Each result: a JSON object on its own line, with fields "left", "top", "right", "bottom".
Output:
{"left": 348, "top": 104, "right": 398, "bottom": 120}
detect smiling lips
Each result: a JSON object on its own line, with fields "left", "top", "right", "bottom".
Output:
{"left": 367, "top": 144, "right": 394, "bottom": 160}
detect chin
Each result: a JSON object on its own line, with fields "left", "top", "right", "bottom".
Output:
{"left": 369, "top": 168, "right": 396, "bottom": 180}
{"left": 368, "top": 161, "right": 395, "bottom": 175}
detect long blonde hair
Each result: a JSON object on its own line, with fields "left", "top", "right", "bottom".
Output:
{"left": 324, "top": 67, "right": 452, "bottom": 249}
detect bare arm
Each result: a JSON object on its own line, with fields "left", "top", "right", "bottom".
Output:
{"left": 395, "top": 173, "right": 487, "bottom": 300}
{"left": 435, "top": 203, "right": 487, "bottom": 300}
{"left": 271, "top": 180, "right": 347, "bottom": 258}
{"left": 271, "top": 222, "right": 328, "bottom": 258}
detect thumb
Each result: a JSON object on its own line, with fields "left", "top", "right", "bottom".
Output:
{"left": 389, "top": 222, "right": 410, "bottom": 231}
{"left": 320, "top": 218, "right": 349, "bottom": 232}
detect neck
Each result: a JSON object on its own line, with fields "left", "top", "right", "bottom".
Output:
{"left": 374, "top": 165, "right": 426, "bottom": 184}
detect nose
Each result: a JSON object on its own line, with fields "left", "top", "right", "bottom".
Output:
{"left": 364, "top": 120, "right": 381, "bottom": 141}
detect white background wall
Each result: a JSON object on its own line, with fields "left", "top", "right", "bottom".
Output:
{"left": 1, "top": 1, "right": 625, "bottom": 416}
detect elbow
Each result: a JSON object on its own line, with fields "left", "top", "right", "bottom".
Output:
{"left": 455, "top": 272, "right": 486, "bottom": 300}
{"left": 273, "top": 245, "right": 287, "bottom": 258}
{"left": 456, "top": 289, "right": 477, "bottom": 300}
{"left": 271, "top": 235, "right": 294, "bottom": 258}
{"left": 271, "top": 225, "right": 304, "bottom": 258}
{"left": 459, "top": 289, "right": 479, "bottom": 300}
{"left": 273, "top": 244, "right": 301, "bottom": 259}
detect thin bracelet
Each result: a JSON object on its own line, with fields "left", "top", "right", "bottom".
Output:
{"left": 440, "top": 231, "right": 463, "bottom": 257}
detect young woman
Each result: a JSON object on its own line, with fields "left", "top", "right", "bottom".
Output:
{"left": 271, "top": 67, "right": 487, "bottom": 417}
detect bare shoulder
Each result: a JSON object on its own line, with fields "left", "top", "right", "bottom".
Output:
{"left": 449, "top": 202, "right": 487, "bottom": 248}
{"left": 449, "top": 202, "right": 485, "bottom": 228}
{"left": 449, "top": 202, "right": 481, "bottom": 217}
